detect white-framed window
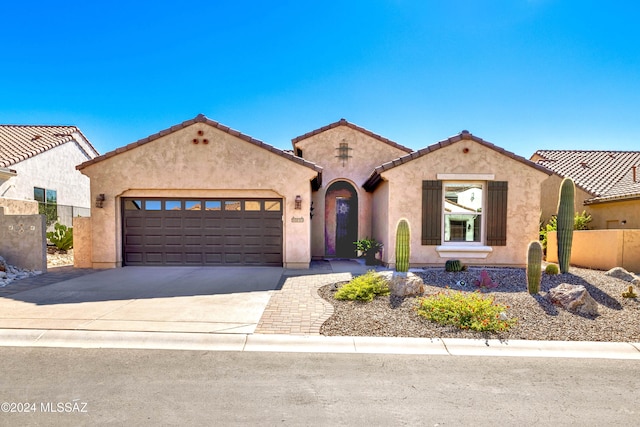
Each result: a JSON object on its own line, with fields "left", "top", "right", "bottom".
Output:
{"left": 442, "top": 182, "right": 484, "bottom": 244}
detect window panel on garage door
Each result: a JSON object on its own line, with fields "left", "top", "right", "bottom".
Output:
{"left": 123, "top": 198, "right": 283, "bottom": 266}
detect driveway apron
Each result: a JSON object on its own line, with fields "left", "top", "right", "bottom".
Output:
{"left": 0, "top": 260, "right": 374, "bottom": 336}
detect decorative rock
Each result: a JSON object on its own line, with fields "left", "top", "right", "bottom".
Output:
{"left": 547, "top": 283, "right": 599, "bottom": 316}
{"left": 605, "top": 267, "right": 638, "bottom": 283}
{"left": 384, "top": 272, "right": 425, "bottom": 297}
{"left": 0, "top": 255, "right": 43, "bottom": 287}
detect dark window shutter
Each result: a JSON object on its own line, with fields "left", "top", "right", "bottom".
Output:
{"left": 486, "top": 181, "right": 508, "bottom": 246}
{"left": 422, "top": 180, "right": 442, "bottom": 245}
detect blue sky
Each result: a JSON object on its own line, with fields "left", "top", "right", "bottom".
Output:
{"left": 2, "top": 1, "right": 638, "bottom": 158}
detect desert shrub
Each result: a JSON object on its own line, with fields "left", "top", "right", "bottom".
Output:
{"left": 545, "top": 264, "right": 559, "bottom": 275}
{"left": 334, "top": 270, "right": 389, "bottom": 302}
{"left": 540, "top": 211, "right": 592, "bottom": 250}
{"left": 416, "top": 291, "right": 516, "bottom": 332}
{"left": 46, "top": 223, "right": 73, "bottom": 251}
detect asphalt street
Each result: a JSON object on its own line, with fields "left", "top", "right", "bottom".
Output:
{"left": 1, "top": 347, "right": 638, "bottom": 426}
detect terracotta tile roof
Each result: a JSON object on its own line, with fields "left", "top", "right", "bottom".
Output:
{"left": 532, "top": 150, "right": 640, "bottom": 204}
{"left": 0, "top": 124, "right": 98, "bottom": 168}
{"left": 363, "top": 130, "right": 552, "bottom": 191}
{"left": 77, "top": 114, "right": 323, "bottom": 187}
{"left": 291, "top": 118, "right": 413, "bottom": 154}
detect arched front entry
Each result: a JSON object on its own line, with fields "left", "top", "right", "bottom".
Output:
{"left": 325, "top": 181, "right": 358, "bottom": 257}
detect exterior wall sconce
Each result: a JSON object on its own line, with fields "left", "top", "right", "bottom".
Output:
{"left": 295, "top": 195, "right": 302, "bottom": 210}
{"left": 95, "top": 193, "right": 105, "bottom": 208}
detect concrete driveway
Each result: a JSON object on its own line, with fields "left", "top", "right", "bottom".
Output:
{"left": 0, "top": 267, "right": 284, "bottom": 334}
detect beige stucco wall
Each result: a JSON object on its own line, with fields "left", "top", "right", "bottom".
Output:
{"left": 539, "top": 174, "right": 592, "bottom": 226}
{"left": 73, "top": 216, "right": 92, "bottom": 268}
{"left": 0, "top": 197, "right": 38, "bottom": 215}
{"left": 547, "top": 230, "right": 640, "bottom": 273}
{"left": 379, "top": 140, "right": 549, "bottom": 267}
{"left": 80, "top": 122, "right": 318, "bottom": 269}
{"left": 0, "top": 139, "right": 95, "bottom": 208}
{"left": 586, "top": 199, "right": 640, "bottom": 229}
{"left": 294, "top": 126, "right": 409, "bottom": 257}
{"left": 371, "top": 180, "right": 390, "bottom": 261}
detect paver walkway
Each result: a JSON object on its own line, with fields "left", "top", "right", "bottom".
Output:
{"left": 255, "top": 260, "right": 379, "bottom": 335}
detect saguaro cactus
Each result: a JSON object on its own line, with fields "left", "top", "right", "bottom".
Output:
{"left": 527, "top": 240, "right": 543, "bottom": 294}
{"left": 557, "top": 177, "right": 575, "bottom": 273}
{"left": 395, "top": 220, "right": 410, "bottom": 273}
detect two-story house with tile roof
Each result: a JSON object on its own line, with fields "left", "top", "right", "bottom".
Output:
{"left": 0, "top": 125, "right": 100, "bottom": 223}
{"left": 531, "top": 150, "right": 640, "bottom": 229}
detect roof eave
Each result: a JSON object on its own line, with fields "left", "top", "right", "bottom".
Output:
{"left": 77, "top": 114, "right": 323, "bottom": 176}
{"left": 0, "top": 167, "right": 17, "bottom": 179}
{"left": 291, "top": 118, "right": 413, "bottom": 154}
{"left": 367, "top": 131, "right": 553, "bottom": 178}
{"left": 584, "top": 193, "right": 640, "bottom": 205}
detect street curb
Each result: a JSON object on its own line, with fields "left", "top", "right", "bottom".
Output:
{"left": 0, "top": 329, "right": 639, "bottom": 359}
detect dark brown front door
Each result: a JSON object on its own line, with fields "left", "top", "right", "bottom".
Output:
{"left": 325, "top": 181, "right": 358, "bottom": 257}
{"left": 122, "top": 198, "right": 283, "bottom": 266}
{"left": 335, "top": 197, "right": 358, "bottom": 257}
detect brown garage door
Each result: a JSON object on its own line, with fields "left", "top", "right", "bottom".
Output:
{"left": 122, "top": 198, "right": 283, "bottom": 266}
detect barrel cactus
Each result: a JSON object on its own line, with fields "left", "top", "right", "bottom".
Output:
{"left": 526, "top": 240, "right": 543, "bottom": 294}
{"left": 445, "top": 259, "right": 463, "bottom": 272}
{"left": 395, "top": 220, "right": 410, "bottom": 273}
{"left": 557, "top": 177, "right": 575, "bottom": 273}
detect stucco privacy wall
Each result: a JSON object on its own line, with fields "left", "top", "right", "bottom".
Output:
{"left": 73, "top": 216, "right": 92, "bottom": 268}
{"left": 0, "top": 140, "right": 93, "bottom": 208}
{"left": 79, "top": 122, "right": 318, "bottom": 268}
{"left": 547, "top": 230, "right": 640, "bottom": 273}
{"left": 294, "top": 125, "right": 409, "bottom": 258}
{"left": 0, "top": 208, "right": 46, "bottom": 271}
{"left": 0, "top": 198, "right": 38, "bottom": 215}
{"left": 379, "top": 139, "right": 549, "bottom": 267}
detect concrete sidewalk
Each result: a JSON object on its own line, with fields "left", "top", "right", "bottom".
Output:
{"left": 1, "top": 329, "right": 639, "bottom": 360}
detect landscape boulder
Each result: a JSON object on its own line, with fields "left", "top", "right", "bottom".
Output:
{"left": 547, "top": 283, "right": 599, "bottom": 316}
{"left": 383, "top": 272, "right": 425, "bottom": 297}
{"left": 604, "top": 267, "right": 640, "bottom": 285}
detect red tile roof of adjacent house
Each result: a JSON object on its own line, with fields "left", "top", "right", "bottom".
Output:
{"left": 363, "top": 130, "right": 552, "bottom": 191}
{"left": 532, "top": 150, "right": 640, "bottom": 204}
{"left": 0, "top": 125, "right": 98, "bottom": 168}
{"left": 291, "top": 118, "right": 414, "bottom": 154}
{"left": 78, "top": 114, "right": 323, "bottom": 176}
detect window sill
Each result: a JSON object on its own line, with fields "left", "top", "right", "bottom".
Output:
{"left": 436, "top": 245, "right": 493, "bottom": 259}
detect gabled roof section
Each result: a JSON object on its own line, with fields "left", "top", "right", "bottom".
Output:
{"left": 78, "top": 114, "right": 323, "bottom": 178}
{"left": 291, "top": 118, "right": 413, "bottom": 154}
{"left": 532, "top": 150, "right": 640, "bottom": 204}
{"left": 0, "top": 124, "right": 99, "bottom": 168}
{"left": 364, "top": 130, "right": 552, "bottom": 191}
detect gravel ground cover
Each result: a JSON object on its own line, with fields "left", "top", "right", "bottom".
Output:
{"left": 319, "top": 266, "right": 640, "bottom": 342}
{"left": 47, "top": 249, "right": 74, "bottom": 268}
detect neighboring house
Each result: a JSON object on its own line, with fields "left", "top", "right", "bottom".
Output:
{"left": 0, "top": 124, "right": 99, "bottom": 224}
{"left": 76, "top": 114, "right": 550, "bottom": 269}
{"left": 531, "top": 150, "right": 640, "bottom": 229}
